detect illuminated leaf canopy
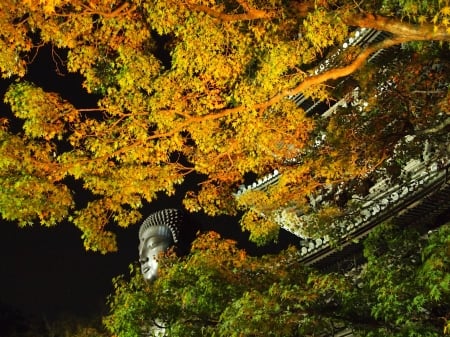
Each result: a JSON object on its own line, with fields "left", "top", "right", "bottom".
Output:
{"left": 0, "top": 0, "right": 449, "bottom": 252}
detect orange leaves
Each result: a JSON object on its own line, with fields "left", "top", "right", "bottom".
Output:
{"left": 190, "top": 231, "right": 235, "bottom": 253}
{"left": 21, "top": 0, "right": 64, "bottom": 14}
{"left": 184, "top": 180, "right": 236, "bottom": 216}
{"left": 240, "top": 208, "right": 280, "bottom": 245}
{"left": 73, "top": 199, "right": 118, "bottom": 253}
{"left": 186, "top": 230, "right": 277, "bottom": 285}
{"left": 0, "top": 1, "right": 33, "bottom": 77}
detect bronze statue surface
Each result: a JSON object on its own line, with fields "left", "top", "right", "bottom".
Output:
{"left": 138, "top": 209, "right": 182, "bottom": 281}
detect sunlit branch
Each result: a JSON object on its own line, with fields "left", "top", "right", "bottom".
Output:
{"left": 77, "top": 108, "right": 105, "bottom": 112}
{"left": 52, "top": 1, "right": 136, "bottom": 18}
{"left": 342, "top": 12, "right": 450, "bottom": 41}
{"left": 415, "top": 117, "right": 450, "bottom": 135}
{"left": 123, "top": 37, "right": 409, "bottom": 144}
{"left": 50, "top": 13, "right": 450, "bottom": 172}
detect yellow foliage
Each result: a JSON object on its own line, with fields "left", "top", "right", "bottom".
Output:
{"left": 240, "top": 209, "right": 280, "bottom": 245}
{"left": 1, "top": 0, "right": 449, "bottom": 251}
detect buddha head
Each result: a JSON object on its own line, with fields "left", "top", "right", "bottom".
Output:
{"left": 138, "top": 209, "right": 182, "bottom": 282}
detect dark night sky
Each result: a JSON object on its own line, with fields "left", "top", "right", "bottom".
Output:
{"left": 0, "top": 218, "right": 135, "bottom": 318}
{"left": 0, "top": 195, "right": 229, "bottom": 318}
{"left": 0, "top": 196, "right": 296, "bottom": 321}
{"left": 0, "top": 46, "right": 299, "bottom": 321}
{"left": 0, "top": 202, "right": 296, "bottom": 320}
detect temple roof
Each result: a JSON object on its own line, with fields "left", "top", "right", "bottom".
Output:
{"left": 233, "top": 27, "right": 450, "bottom": 268}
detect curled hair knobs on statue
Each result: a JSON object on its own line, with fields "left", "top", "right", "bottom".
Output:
{"left": 138, "top": 209, "right": 186, "bottom": 282}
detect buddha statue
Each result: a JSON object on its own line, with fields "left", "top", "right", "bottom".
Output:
{"left": 138, "top": 209, "right": 183, "bottom": 281}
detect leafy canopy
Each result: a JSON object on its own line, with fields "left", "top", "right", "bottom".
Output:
{"left": 0, "top": 0, "right": 449, "bottom": 251}
{"left": 104, "top": 223, "right": 450, "bottom": 337}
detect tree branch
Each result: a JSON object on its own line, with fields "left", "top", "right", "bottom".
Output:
{"left": 411, "top": 90, "right": 447, "bottom": 94}
{"left": 283, "top": 37, "right": 407, "bottom": 97}
{"left": 59, "top": 12, "right": 450, "bottom": 165}
{"left": 415, "top": 117, "right": 450, "bottom": 135}
{"left": 146, "top": 37, "right": 407, "bottom": 140}
{"left": 290, "top": 0, "right": 316, "bottom": 17}
{"left": 342, "top": 12, "right": 450, "bottom": 41}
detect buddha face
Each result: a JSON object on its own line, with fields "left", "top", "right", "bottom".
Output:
{"left": 138, "top": 226, "right": 173, "bottom": 282}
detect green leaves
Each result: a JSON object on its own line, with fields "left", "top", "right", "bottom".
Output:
{"left": 105, "top": 233, "right": 313, "bottom": 337}
{"left": 104, "top": 266, "right": 153, "bottom": 337}
{"left": 4, "top": 82, "right": 79, "bottom": 141}
{"left": 104, "top": 224, "right": 450, "bottom": 337}
{"left": 418, "top": 225, "right": 450, "bottom": 302}
{"left": 359, "top": 222, "right": 450, "bottom": 335}
{"left": 0, "top": 129, "right": 73, "bottom": 226}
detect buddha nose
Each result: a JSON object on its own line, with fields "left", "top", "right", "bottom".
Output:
{"left": 139, "top": 257, "right": 149, "bottom": 263}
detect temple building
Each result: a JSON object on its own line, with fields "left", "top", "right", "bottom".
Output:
{"left": 234, "top": 27, "right": 450, "bottom": 268}
{"left": 136, "top": 28, "right": 449, "bottom": 336}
